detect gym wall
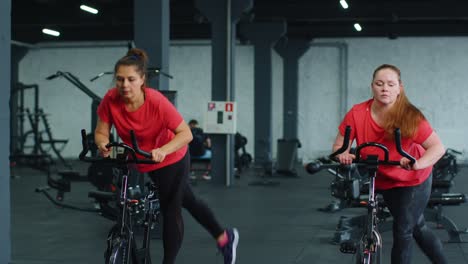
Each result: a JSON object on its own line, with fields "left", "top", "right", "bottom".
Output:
{"left": 17, "top": 37, "right": 468, "bottom": 164}
{"left": 298, "top": 37, "right": 468, "bottom": 163}
{"left": 17, "top": 41, "right": 283, "bottom": 160}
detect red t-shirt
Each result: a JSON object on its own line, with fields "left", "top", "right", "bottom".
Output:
{"left": 97, "top": 87, "right": 187, "bottom": 172}
{"left": 338, "top": 99, "right": 433, "bottom": 190}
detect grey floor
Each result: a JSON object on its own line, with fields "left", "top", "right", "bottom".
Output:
{"left": 10, "top": 161, "right": 468, "bottom": 264}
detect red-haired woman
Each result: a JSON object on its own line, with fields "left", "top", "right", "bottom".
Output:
{"left": 333, "top": 64, "right": 447, "bottom": 264}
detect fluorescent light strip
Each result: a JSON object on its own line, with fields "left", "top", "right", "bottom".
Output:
{"left": 354, "top": 23, "right": 362, "bottom": 32}
{"left": 80, "top": 4, "right": 99, "bottom": 14}
{"left": 340, "top": 0, "right": 349, "bottom": 9}
{"left": 42, "top": 28, "right": 60, "bottom": 37}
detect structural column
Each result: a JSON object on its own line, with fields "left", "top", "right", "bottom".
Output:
{"left": 195, "top": 0, "right": 252, "bottom": 186}
{"left": 274, "top": 38, "right": 310, "bottom": 140}
{"left": 134, "top": 0, "right": 170, "bottom": 91}
{"left": 10, "top": 45, "right": 29, "bottom": 154}
{"left": 239, "top": 22, "right": 286, "bottom": 165}
{"left": 1, "top": 0, "right": 11, "bottom": 263}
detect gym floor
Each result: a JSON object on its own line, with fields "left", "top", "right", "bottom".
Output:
{"left": 10, "top": 161, "right": 468, "bottom": 264}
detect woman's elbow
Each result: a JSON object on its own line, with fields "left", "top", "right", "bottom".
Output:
{"left": 437, "top": 143, "right": 446, "bottom": 158}
{"left": 185, "top": 131, "right": 193, "bottom": 144}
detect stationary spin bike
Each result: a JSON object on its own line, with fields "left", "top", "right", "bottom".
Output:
{"left": 307, "top": 126, "right": 416, "bottom": 264}
{"left": 79, "top": 129, "right": 160, "bottom": 264}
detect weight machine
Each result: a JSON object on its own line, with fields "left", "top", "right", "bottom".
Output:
{"left": 47, "top": 71, "right": 102, "bottom": 157}
{"left": 10, "top": 83, "right": 68, "bottom": 172}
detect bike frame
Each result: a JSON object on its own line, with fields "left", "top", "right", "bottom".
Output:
{"left": 309, "top": 126, "right": 415, "bottom": 264}
{"left": 359, "top": 155, "right": 382, "bottom": 264}
{"left": 111, "top": 166, "right": 158, "bottom": 264}
{"left": 79, "top": 129, "right": 159, "bottom": 264}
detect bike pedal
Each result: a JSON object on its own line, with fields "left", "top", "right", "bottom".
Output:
{"left": 340, "top": 241, "right": 357, "bottom": 254}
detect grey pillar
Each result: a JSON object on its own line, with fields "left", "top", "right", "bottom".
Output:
{"left": 1, "top": 0, "right": 11, "bottom": 263}
{"left": 274, "top": 38, "right": 310, "bottom": 140}
{"left": 134, "top": 0, "right": 170, "bottom": 91}
{"left": 239, "top": 22, "right": 286, "bottom": 165}
{"left": 10, "top": 45, "right": 29, "bottom": 154}
{"left": 195, "top": 0, "right": 252, "bottom": 186}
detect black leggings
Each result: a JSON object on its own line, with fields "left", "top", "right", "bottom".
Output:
{"left": 148, "top": 153, "right": 224, "bottom": 264}
{"left": 381, "top": 175, "right": 448, "bottom": 264}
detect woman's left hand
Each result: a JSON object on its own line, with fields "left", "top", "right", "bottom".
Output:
{"left": 151, "top": 148, "right": 167, "bottom": 162}
{"left": 400, "top": 157, "right": 419, "bottom": 170}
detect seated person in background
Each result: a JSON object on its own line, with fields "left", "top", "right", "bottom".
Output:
{"left": 188, "top": 119, "right": 212, "bottom": 159}
{"left": 188, "top": 119, "right": 212, "bottom": 180}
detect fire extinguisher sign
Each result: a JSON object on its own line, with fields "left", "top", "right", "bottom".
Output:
{"left": 204, "top": 101, "right": 237, "bottom": 134}
{"left": 225, "top": 102, "right": 233, "bottom": 112}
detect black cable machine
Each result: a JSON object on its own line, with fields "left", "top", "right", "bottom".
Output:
{"left": 12, "top": 83, "right": 40, "bottom": 155}
{"left": 10, "top": 83, "right": 54, "bottom": 174}
{"left": 47, "top": 71, "right": 102, "bottom": 157}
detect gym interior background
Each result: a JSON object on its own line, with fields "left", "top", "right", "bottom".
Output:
{"left": 10, "top": 0, "right": 468, "bottom": 162}
{"left": 15, "top": 38, "right": 468, "bottom": 162}
{"left": 3, "top": 0, "right": 468, "bottom": 263}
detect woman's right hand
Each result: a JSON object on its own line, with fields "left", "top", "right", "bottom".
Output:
{"left": 337, "top": 153, "right": 356, "bottom": 165}
{"left": 97, "top": 143, "right": 111, "bottom": 157}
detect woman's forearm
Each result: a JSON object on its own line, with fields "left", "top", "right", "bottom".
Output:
{"left": 160, "top": 129, "right": 192, "bottom": 154}
{"left": 94, "top": 130, "right": 110, "bottom": 146}
{"left": 417, "top": 143, "right": 445, "bottom": 170}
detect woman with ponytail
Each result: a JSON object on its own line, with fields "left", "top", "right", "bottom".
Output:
{"left": 332, "top": 64, "right": 447, "bottom": 264}
{"left": 94, "top": 48, "right": 238, "bottom": 264}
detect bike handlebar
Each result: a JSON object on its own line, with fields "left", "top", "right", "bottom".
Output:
{"left": 306, "top": 126, "right": 416, "bottom": 174}
{"left": 79, "top": 129, "right": 155, "bottom": 164}
{"left": 329, "top": 126, "right": 351, "bottom": 159}
{"left": 393, "top": 128, "right": 415, "bottom": 164}
{"left": 129, "top": 130, "right": 153, "bottom": 159}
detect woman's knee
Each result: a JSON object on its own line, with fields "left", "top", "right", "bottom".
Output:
{"left": 393, "top": 220, "right": 414, "bottom": 241}
{"left": 412, "top": 215, "right": 429, "bottom": 237}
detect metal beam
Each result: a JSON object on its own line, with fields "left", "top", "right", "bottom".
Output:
{"left": 1, "top": 0, "right": 11, "bottom": 262}
{"left": 253, "top": 1, "right": 468, "bottom": 21}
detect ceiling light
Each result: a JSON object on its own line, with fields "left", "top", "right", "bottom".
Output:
{"left": 354, "top": 23, "right": 362, "bottom": 32}
{"left": 42, "top": 28, "right": 60, "bottom": 37}
{"left": 340, "top": 0, "right": 349, "bottom": 9}
{"left": 80, "top": 4, "right": 99, "bottom": 14}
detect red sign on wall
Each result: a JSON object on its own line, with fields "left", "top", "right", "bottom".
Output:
{"left": 225, "top": 103, "right": 234, "bottom": 112}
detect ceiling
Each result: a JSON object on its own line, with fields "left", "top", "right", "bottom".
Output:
{"left": 12, "top": 0, "right": 468, "bottom": 44}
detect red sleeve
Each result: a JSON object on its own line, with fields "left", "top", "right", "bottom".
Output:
{"left": 97, "top": 91, "right": 113, "bottom": 125}
{"left": 158, "top": 93, "right": 183, "bottom": 131}
{"left": 339, "top": 107, "right": 357, "bottom": 141}
{"left": 413, "top": 119, "right": 433, "bottom": 144}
